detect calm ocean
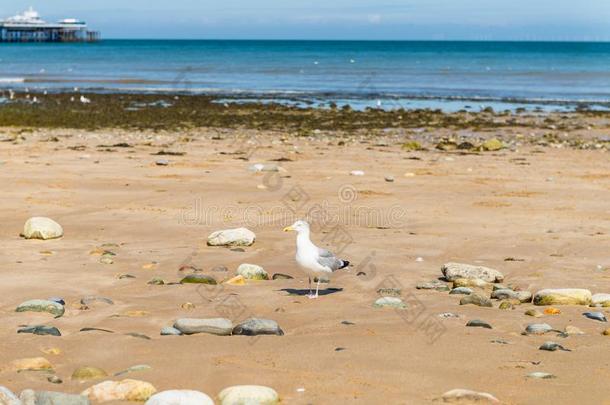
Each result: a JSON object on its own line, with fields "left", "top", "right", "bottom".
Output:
{"left": 1, "top": 40, "right": 609, "bottom": 111}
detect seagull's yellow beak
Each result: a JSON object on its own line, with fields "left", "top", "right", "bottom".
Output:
{"left": 283, "top": 226, "right": 294, "bottom": 232}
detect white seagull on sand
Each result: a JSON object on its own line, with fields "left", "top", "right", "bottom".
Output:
{"left": 283, "top": 220, "right": 349, "bottom": 299}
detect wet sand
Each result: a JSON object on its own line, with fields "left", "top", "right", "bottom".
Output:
{"left": 1, "top": 121, "right": 610, "bottom": 404}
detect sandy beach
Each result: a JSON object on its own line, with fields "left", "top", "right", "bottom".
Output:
{"left": 0, "top": 101, "right": 610, "bottom": 403}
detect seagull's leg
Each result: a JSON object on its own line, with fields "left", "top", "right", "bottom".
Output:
{"left": 314, "top": 279, "right": 321, "bottom": 298}
{"left": 308, "top": 277, "right": 313, "bottom": 297}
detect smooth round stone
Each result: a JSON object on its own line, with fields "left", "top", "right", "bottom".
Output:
{"left": 539, "top": 341, "right": 570, "bottom": 352}
{"left": 591, "top": 293, "right": 610, "bottom": 307}
{"left": 47, "top": 375, "right": 63, "bottom": 384}
{"left": 232, "top": 318, "right": 284, "bottom": 336}
{"left": 533, "top": 288, "right": 592, "bottom": 306}
{"left": 373, "top": 297, "right": 407, "bottom": 309}
{"left": 441, "top": 262, "right": 504, "bottom": 283}
{"left": 236, "top": 264, "right": 269, "bottom": 280}
{"left": 491, "top": 289, "right": 517, "bottom": 300}
{"left": 207, "top": 228, "right": 256, "bottom": 247}
{"left": 16, "top": 299, "right": 65, "bottom": 317}
{"left": 0, "top": 386, "right": 20, "bottom": 405}
{"left": 416, "top": 280, "right": 450, "bottom": 291}
{"left": 218, "top": 385, "right": 279, "bottom": 405}
{"left": 583, "top": 312, "right": 607, "bottom": 322}
{"left": 82, "top": 379, "right": 156, "bottom": 402}
{"left": 466, "top": 319, "right": 492, "bottom": 329}
{"left": 498, "top": 301, "right": 514, "bottom": 310}
{"left": 72, "top": 366, "right": 108, "bottom": 381}
{"left": 147, "top": 277, "right": 165, "bottom": 285}
{"left": 440, "top": 389, "right": 499, "bottom": 403}
{"left": 156, "top": 159, "right": 169, "bottom": 166}
{"left": 22, "top": 217, "right": 64, "bottom": 240}
{"left": 453, "top": 278, "right": 490, "bottom": 289}
{"left": 384, "top": 175, "right": 395, "bottom": 182}
{"left": 602, "top": 328, "right": 610, "bottom": 336}
{"left": 525, "top": 323, "right": 553, "bottom": 335}
{"left": 18, "top": 325, "right": 61, "bottom": 336}
{"left": 525, "top": 309, "right": 543, "bottom": 318}
{"left": 515, "top": 291, "right": 533, "bottom": 303}
{"left": 146, "top": 390, "right": 213, "bottom": 405}
{"left": 173, "top": 318, "right": 233, "bottom": 335}
{"left": 179, "top": 274, "right": 217, "bottom": 285}
{"left": 450, "top": 287, "right": 473, "bottom": 295}
{"left": 527, "top": 372, "right": 556, "bottom": 379}
{"left": 459, "top": 293, "right": 492, "bottom": 307}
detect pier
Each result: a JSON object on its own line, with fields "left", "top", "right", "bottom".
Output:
{"left": 0, "top": 7, "right": 100, "bottom": 43}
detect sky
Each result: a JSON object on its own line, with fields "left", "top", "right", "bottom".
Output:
{"left": 1, "top": 0, "right": 609, "bottom": 40}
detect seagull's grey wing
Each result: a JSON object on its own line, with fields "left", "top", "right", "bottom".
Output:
{"left": 317, "top": 247, "right": 348, "bottom": 271}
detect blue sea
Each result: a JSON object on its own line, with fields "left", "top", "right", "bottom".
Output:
{"left": 1, "top": 40, "right": 610, "bottom": 112}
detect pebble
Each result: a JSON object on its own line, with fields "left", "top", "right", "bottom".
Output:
{"left": 11, "top": 357, "right": 53, "bottom": 372}
{"left": 21, "top": 217, "right": 64, "bottom": 240}
{"left": 491, "top": 289, "right": 517, "bottom": 300}
{"left": 527, "top": 372, "right": 556, "bottom": 379}
{"left": 525, "top": 309, "right": 543, "bottom": 318}
{"left": 384, "top": 175, "right": 394, "bottom": 182}
{"left": 18, "top": 325, "right": 61, "bottom": 337}
{"left": 272, "top": 273, "right": 294, "bottom": 280}
{"left": 452, "top": 278, "right": 490, "bottom": 289}
{"left": 441, "top": 262, "right": 504, "bottom": 283}
{"left": 515, "top": 291, "right": 533, "bottom": 303}
{"left": 160, "top": 326, "right": 183, "bottom": 336}
{"left": 148, "top": 277, "right": 165, "bottom": 285}
{"left": 232, "top": 318, "right": 284, "bottom": 336}
{"left": 466, "top": 319, "right": 492, "bottom": 329}
{"left": 99, "top": 255, "right": 114, "bottom": 265}
{"left": 155, "top": 159, "right": 169, "bottom": 166}
{"left": 350, "top": 170, "right": 365, "bottom": 176}
{"left": 207, "top": 228, "right": 256, "bottom": 247}
{"left": 583, "top": 311, "right": 607, "bottom": 322}
{"left": 81, "top": 379, "right": 157, "bottom": 402}
{"left": 72, "top": 366, "right": 109, "bottom": 381}
{"left": 217, "top": 385, "right": 279, "bottom": 405}
{"left": 524, "top": 323, "right": 553, "bottom": 335}
{"left": 498, "top": 301, "right": 514, "bottom": 310}
{"left": 544, "top": 307, "right": 561, "bottom": 315}
{"left": 223, "top": 275, "right": 246, "bottom": 286}
{"left": 181, "top": 302, "right": 195, "bottom": 310}
{"left": 173, "top": 318, "right": 233, "bottom": 335}
{"left": 440, "top": 388, "right": 499, "bottom": 403}
{"left": 146, "top": 390, "right": 214, "bottom": 405}
{"left": 459, "top": 293, "right": 493, "bottom": 307}
{"left": 0, "top": 386, "right": 20, "bottom": 405}
{"left": 590, "top": 293, "right": 610, "bottom": 307}
{"left": 21, "top": 390, "right": 89, "bottom": 405}
{"left": 539, "top": 341, "right": 570, "bottom": 352}
{"left": 450, "top": 287, "right": 473, "bottom": 295}
{"left": 373, "top": 297, "right": 407, "bottom": 309}
{"left": 180, "top": 274, "right": 217, "bottom": 285}
{"left": 533, "top": 288, "right": 592, "bottom": 306}
{"left": 16, "top": 299, "right": 65, "bottom": 318}
{"left": 47, "top": 375, "right": 63, "bottom": 384}
{"left": 602, "top": 328, "right": 610, "bottom": 336}
{"left": 236, "top": 263, "right": 269, "bottom": 280}
{"left": 416, "top": 280, "right": 450, "bottom": 292}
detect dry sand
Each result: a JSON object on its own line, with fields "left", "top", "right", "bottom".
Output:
{"left": 1, "top": 127, "right": 610, "bottom": 404}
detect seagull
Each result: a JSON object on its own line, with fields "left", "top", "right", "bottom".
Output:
{"left": 80, "top": 95, "right": 91, "bottom": 104}
{"left": 283, "top": 220, "right": 349, "bottom": 299}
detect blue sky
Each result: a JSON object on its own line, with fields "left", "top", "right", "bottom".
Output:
{"left": 1, "top": 0, "right": 609, "bottom": 40}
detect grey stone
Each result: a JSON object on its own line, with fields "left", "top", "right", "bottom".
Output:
{"left": 232, "top": 318, "right": 284, "bottom": 336}
{"left": 491, "top": 289, "right": 517, "bottom": 300}
{"left": 207, "top": 228, "right": 256, "bottom": 247}
{"left": 16, "top": 299, "right": 64, "bottom": 317}
{"left": 18, "top": 325, "right": 61, "bottom": 336}
{"left": 539, "top": 341, "right": 570, "bottom": 352}
{"left": 583, "top": 312, "right": 607, "bottom": 322}
{"left": 524, "top": 323, "right": 553, "bottom": 335}
{"left": 466, "top": 319, "right": 492, "bottom": 329}
{"left": 459, "top": 293, "right": 492, "bottom": 307}
{"left": 449, "top": 287, "right": 473, "bottom": 295}
{"left": 173, "top": 318, "right": 233, "bottom": 335}
{"left": 441, "top": 262, "right": 504, "bottom": 283}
